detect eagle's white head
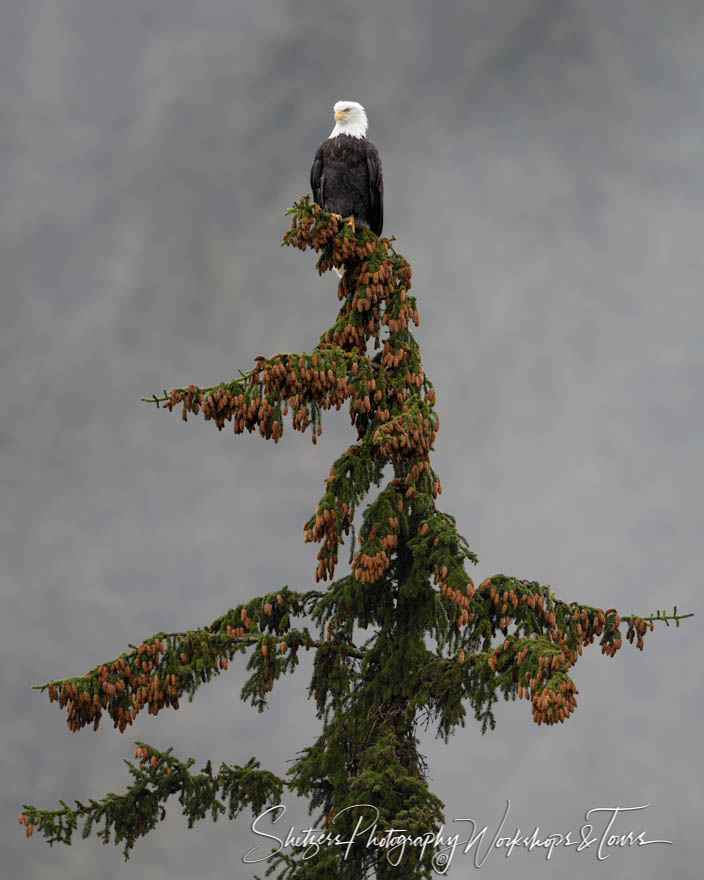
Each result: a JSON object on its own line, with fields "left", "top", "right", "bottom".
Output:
{"left": 330, "top": 100, "right": 368, "bottom": 139}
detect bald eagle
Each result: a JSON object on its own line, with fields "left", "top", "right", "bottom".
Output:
{"left": 310, "top": 100, "right": 383, "bottom": 237}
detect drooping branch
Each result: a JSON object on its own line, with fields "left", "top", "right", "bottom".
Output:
{"left": 35, "top": 587, "right": 328, "bottom": 731}
{"left": 19, "top": 744, "right": 284, "bottom": 859}
{"left": 463, "top": 578, "right": 692, "bottom": 729}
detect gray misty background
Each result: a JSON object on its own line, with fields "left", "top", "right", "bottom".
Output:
{"left": 2, "top": 1, "right": 702, "bottom": 878}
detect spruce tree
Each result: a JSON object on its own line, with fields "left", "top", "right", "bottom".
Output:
{"left": 20, "top": 197, "right": 690, "bottom": 878}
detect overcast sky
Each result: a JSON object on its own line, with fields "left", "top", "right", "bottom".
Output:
{"left": 2, "top": 2, "right": 702, "bottom": 878}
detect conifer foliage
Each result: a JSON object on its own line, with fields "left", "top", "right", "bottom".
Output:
{"left": 20, "top": 196, "right": 690, "bottom": 877}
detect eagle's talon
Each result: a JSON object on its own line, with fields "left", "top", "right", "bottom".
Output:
{"left": 342, "top": 215, "right": 356, "bottom": 233}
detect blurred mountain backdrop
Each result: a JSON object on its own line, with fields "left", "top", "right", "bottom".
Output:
{"left": 2, "top": 2, "right": 702, "bottom": 878}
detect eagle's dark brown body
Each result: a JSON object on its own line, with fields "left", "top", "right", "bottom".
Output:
{"left": 310, "top": 134, "right": 383, "bottom": 236}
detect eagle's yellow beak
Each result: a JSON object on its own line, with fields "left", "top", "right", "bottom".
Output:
{"left": 334, "top": 109, "right": 348, "bottom": 122}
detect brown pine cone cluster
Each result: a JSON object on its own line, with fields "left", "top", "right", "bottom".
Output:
{"left": 475, "top": 576, "right": 652, "bottom": 725}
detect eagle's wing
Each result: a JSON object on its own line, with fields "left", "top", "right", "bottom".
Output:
{"left": 310, "top": 143, "right": 325, "bottom": 210}
{"left": 366, "top": 144, "right": 383, "bottom": 236}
